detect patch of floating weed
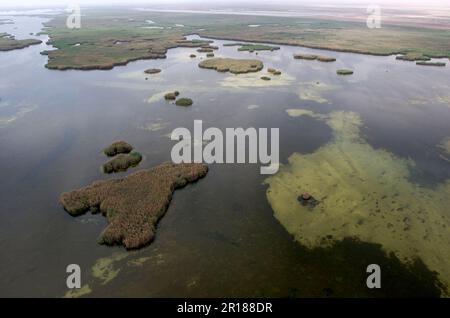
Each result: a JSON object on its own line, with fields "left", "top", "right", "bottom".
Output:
{"left": 265, "top": 109, "right": 450, "bottom": 294}
{"left": 298, "top": 81, "right": 338, "bottom": 104}
{"left": 438, "top": 137, "right": 450, "bottom": 161}
{"left": 64, "top": 284, "right": 92, "bottom": 298}
{"left": 92, "top": 252, "right": 129, "bottom": 285}
{"left": 220, "top": 72, "right": 294, "bottom": 88}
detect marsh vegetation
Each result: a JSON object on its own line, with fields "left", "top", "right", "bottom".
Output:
{"left": 198, "top": 57, "right": 263, "bottom": 74}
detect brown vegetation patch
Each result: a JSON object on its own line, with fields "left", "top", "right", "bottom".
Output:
{"left": 102, "top": 152, "right": 142, "bottom": 173}
{"left": 198, "top": 57, "right": 263, "bottom": 74}
{"left": 103, "top": 141, "right": 133, "bottom": 157}
{"left": 60, "top": 162, "right": 209, "bottom": 249}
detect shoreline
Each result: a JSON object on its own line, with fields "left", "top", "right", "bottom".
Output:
{"left": 42, "top": 32, "right": 450, "bottom": 71}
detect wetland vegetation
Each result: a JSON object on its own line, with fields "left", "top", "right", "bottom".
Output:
{"left": 0, "top": 32, "right": 41, "bottom": 51}
{"left": 102, "top": 152, "right": 143, "bottom": 173}
{"left": 103, "top": 141, "right": 133, "bottom": 157}
{"left": 60, "top": 162, "right": 208, "bottom": 249}
{"left": 198, "top": 57, "right": 263, "bottom": 74}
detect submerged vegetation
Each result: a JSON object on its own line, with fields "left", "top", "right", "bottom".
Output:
{"left": 164, "top": 91, "right": 180, "bottom": 100}
{"left": 267, "top": 68, "right": 282, "bottom": 75}
{"left": 60, "top": 162, "right": 209, "bottom": 249}
{"left": 102, "top": 152, "right": 142, "bottom": 174}
{"left": 0, "top": 32, "right": 41, "bottom": 51}
{"left": 265, "top": 109, "right": 450, "bottom": 295}
{"left": 199, "top": 57, "right": 263, "bottom": 74}
{"left": 317, "top": 56, "right": 336, "bottom": 62}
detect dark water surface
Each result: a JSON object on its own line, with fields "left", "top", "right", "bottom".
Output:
{"left": 0, "top": 16, "right": 449, "bottom": 297}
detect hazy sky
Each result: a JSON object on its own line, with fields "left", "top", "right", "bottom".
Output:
{"left": 0, "top": 0, "right": 448, "bottom": 9}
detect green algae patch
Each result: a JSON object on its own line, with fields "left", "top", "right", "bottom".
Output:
{"left": 144, "top": 68, "right": 161, "bottom": 74}
{"left": 92, "top": 252, "right": 128, "bottom": 285}
{"left": 198, "top": 58, "right": 263, "bottom": 74}
{"left": 237, "top": 44, "right": 280, "bottom": 52}
{"left": 127, "top": 257, "right": 151, "bottom": 267}
{"left": 337, "top": 69, "right": 354, "bottom": 75}
{"left": 298, "top": 81, "right": 338, "bottom": 104}
{"left": 438, "top": 137, "right": 450, "bottom": 161}
{"left": 64, "top": 284, "right": 92, "bottom": 298}
{"left": 265, "top": 109, "right": 450, "bottom": 294}
{"left": 220, "top": 72, "right": 294, "bottom": 88}
{"left": 60, "top": 162, "right": 208, "bottom": 249}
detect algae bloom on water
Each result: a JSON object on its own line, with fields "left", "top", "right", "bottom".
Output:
{"left": 265, "top": 109, "right": 450, "bottom": 295}
{"left": 175, "top": 98, "right": 193, "bottom": 106}
{"left": 144, "top": 68, "right": 161, "bottom": 74}
{"left": 103, "top": 141, "right": 133, "bottom": 157}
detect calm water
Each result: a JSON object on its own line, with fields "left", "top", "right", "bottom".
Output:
{"left": 1, "top": 16, "right": 449, "bottom": 297}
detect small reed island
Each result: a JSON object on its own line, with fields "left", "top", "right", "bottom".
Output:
{"left": 198, "top": 57, "right": 264, "bottom": 74}
{"left": 294, "top": 53, "right": 336, "bottom": 62}
{"left": 60, "top": 162, "right": 209, "bottom": 249}
{"left": 102, "top": 141, "right": 142, "bottom": 173}
{"left": 144, "top": 68, "right": 161, "bottom": 74}
{"left": 175, "top": 98, "right": 193, "bottom": 106}
{"left": 103, "top": 152, "right": 143, "bottom": 174}
{"left": 337, "top": 69, "right": 354, "bottom": 75}
{"left": 416, "top": 61, "right": 446, "bottom": 67}
{"left": 103, "top": 140, "right": 133, "bottom": 156}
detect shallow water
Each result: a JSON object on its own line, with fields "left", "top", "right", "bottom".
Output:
{"left": 0, "top": 16, "right": 449, "bottom": 297}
